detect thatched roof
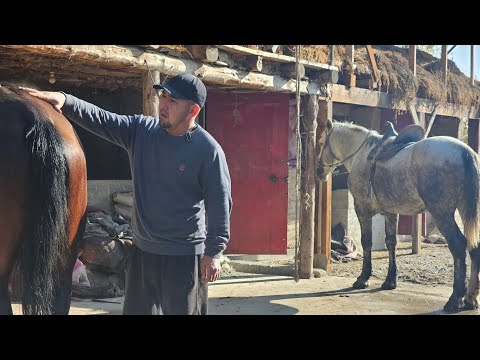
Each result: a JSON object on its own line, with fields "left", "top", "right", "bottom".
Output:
{"left": 250, "top": 45, "right": 480, "bottom": 110}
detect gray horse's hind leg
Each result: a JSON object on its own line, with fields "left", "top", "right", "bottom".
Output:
{"left": 464, "top": 246, "right": 480, "bottom": 310}
{"left": 352, "top": 201, "right": 375, "bottom": 289}
{"left": 0, "top": 276, "right": 13, "bottom": 315}
{"left": 432, "top": 212, "right": 467, "bottom": 313}
{"left": 381, "top": 213, "right": 399, "bottom": 290}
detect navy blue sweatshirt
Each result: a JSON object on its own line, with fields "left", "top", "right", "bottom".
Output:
{"left": 63, "top": 94, "right": 232, "bottom": 258}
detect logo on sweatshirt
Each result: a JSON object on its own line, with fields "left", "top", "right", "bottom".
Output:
{"left": 178, "top": 163, "right": 186, "bottom": 172}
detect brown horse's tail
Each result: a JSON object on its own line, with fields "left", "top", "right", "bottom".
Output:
{"left": 18, "top": 102, "right": 69, "bottom": 314}
{"left": 462, "top": 148, "right": 480, "bottom": 251}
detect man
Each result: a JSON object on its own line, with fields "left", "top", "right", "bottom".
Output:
{"left": 20, "top": 73, "right": 232, "bottom": 315}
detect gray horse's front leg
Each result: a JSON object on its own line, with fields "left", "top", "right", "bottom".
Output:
{"left": 352, "top": 202, "right": 374, "bottom": 289}
{"left": 381, "top": 213, "right": 398, "bottom": 290}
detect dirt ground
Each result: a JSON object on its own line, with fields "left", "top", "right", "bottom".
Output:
{"left": 10, "top": 240, "right": 480, "bottom": 315}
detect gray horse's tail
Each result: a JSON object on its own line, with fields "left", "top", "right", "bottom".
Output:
{"left": 462, "top": 148, "right": 480, "bottom": 250}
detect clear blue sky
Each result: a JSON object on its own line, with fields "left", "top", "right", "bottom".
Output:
{"left": 444, "top": 45, "right": 480, "bottom": 79}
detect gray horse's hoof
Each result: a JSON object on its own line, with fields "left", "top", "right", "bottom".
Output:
{"left": 463, "top": 300, "right": 479, "bottom": 311}
{"left": 443, "top": 299, "right": 463, "bottom": 313}
{"left": 381, "top": 281, "right": 397, "bottom": 290}
{"left": 352, "top": 280, "right": 369, "bottom": 289}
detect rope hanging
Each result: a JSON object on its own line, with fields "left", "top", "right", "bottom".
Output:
{"left": 294, "top": 45, "right": 302, "bottom": 282}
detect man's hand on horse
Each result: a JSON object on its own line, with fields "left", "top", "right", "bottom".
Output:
{"left": 18, "top": 87, "right": 66, "bottom": 114}
{"left": 200, "top": 255, "right": 221, "bottom": 283}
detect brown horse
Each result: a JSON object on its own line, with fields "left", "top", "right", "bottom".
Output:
{"left": 0, "top": 86, "right": 87, "bottom": 315}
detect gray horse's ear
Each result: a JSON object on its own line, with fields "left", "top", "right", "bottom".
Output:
{"left": 326, "top": 118, "right": 333, "bottom": 130}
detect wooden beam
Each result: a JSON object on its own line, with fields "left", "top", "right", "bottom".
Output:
{"left": 142, "top": 70, "right": 160, "bottom": 118}
{"left": 409, "top": 103, "right": 420, "bottom": 125}
{"left": 471, "top": 45, "right": 475, "bottom": 86}
{"left": 331, "top": 84, "right": 480, "bottom": 119}
{"left": 468, "top": 119, "right": 480, "bottom": 154}
{"left": 424, "top": 105, "right": 438, "bottom": 138}
{"left": 245, "top": 55, "right": 263, "bottom": 72}
{"left": 299, "top": 95, "right": 318, "bottom": 279}
{"left": 265, "top": 45, "right": 280, "bottom": 53}
{"left": 365, "top": 45, "right": 381, "bottom": 86}
{"left": 216, "top": 45, "right": 338, "bottom": 71}
{"left": 186, "top": 45, "right": 219, "bottom": 63}
{"left": 345, "top": 45, "right": 356, "bottom": 87}
{"left": 1, "top": 45, "right": 327, "bottom": 96}
{"left": 441, "top": 45, "right": 448, "bottom": 84}
{"left": 408, "top": 45, "right": 417, "bottom": 77}
{"left": 314, "top": 99, "right": 332, "bottom": 273}
{"left": 448, "top": 45, "right": 458, "bottom": 55}
{"left": 280, "top": 63, "right": 305, "bottom": 79}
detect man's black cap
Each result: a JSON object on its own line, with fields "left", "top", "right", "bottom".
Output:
{"left": 153, "top": 73, "right": 207, "bottom": 108}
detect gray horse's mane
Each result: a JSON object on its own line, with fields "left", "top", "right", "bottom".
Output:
{"left": 332, "top": 120, "right": 382, "bottom": 146}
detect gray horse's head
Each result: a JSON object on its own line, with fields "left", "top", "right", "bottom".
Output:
{"left": 316, "top": 118, "right": 334, "bottom": 181}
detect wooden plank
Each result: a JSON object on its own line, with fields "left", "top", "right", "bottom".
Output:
{"left": 408, "top": 45, "right": 417, "bottom": 77}
{"left": 345, "top": 45, "right": 356, "bottom": 87}
{"left": 142, "top": 70, "right": 160, "bottom": 118}
{"left": 1, "top": 45, "right": 327, "bottom": 96}
{"left": 441, "top": 45, "right": 448, "bottom": 83}
{"left": 365, "top": 45, "right": 381, "bottom": 86}
{"left": 299, "top": 94, "right": 319, "bottom": 279}
{"left": 314, "top": 99, "right": 332, "bottom": 273}
{"left": 216, "top": 45, "right": 338, "bottom": 71}
{"left": 471, "top": 45, "right": 475, "bottom": 86}
{"left": 331, "top": 84, "right": 480, "bottom": 119}
{"left": 468, "top": 119, "right": 480, "bottom": 154}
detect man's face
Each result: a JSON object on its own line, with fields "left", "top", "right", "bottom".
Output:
{"left": 157, "top": 90, "right": 194, "bottom": 131}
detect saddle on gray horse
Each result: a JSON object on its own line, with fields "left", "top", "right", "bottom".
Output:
{"left": 368, "top": 123, "right": 425, "bottom": 162}
{"left": 367, "top": 123, "right": 425, "bottom": 198}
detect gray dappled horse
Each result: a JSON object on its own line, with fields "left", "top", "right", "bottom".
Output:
{"left": 316, "top": 119, "right": 480, "bottom": 313}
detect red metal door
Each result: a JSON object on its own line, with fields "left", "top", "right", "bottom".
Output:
{"left": 206, "top": 91, "right": 289, "bottom": 254}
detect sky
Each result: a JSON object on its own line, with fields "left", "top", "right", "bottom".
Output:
{"left": 441, "top": 45, "right": 480, "bottom": 80}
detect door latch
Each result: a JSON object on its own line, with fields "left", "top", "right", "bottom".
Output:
{"left": 269, "top": 175, "right": 288, "bottom": 183}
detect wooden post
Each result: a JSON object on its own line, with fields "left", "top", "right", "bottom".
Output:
{"left": 345, "top": 45, "right": 356, "bottom": 87}
{"left": 468, "top": 119, "right": 480, "bottom": 154}
{"left": 299, "top": 95, "right": 318, "bottom": 279}
{"left": 365, "top": 45, "right": 380, "bottom": 88}
{"left": 411, "top": 112, "right": 423, "bottom": 254}
{"left": 142, "top": 70, "right": 160, "bottom": 118}
{"left": 412, "top": 213, "right": 422, "bottom": 254}
{"left": 408, "top": 45, "right": 417, "bottom": 77}
{"left": 471, "top": 45, "right": 475, "bottom": 86}
{"left": 441, "top": 45, "right": 448, "bottom": 84}
{"left": 314, "top": 98, "right": 332, "bottom": 273}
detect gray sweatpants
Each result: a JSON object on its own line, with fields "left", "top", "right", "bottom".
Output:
{"left": 122, "top": 245, "right": 208, "bottom": 315}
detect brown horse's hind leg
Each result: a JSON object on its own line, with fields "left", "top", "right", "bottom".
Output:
{"left": 464, "top": 247, "right": 480, "bottom": 310}
{"left": 52, "top": 213, "right": 87, "bottom": 315}
{"left": 0, "top": 276, "right": 13, "bottom": 315}
{"left": 432, "top": 212, "right": 467, "bottom": 313}
{"left": 381, "top": 213, "right": 399, "bottom": 290}
{"left": 352, "top": 201, "right": 375, "bottom": 289}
